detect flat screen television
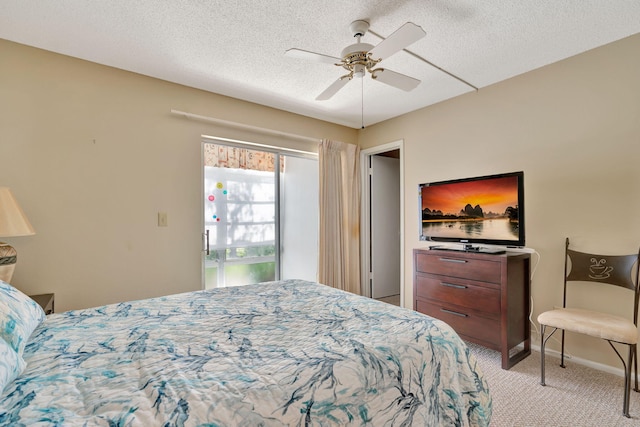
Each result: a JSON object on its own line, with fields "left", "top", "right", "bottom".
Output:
{"left": 419, "top": 171, "right": 525, "bottom": 252}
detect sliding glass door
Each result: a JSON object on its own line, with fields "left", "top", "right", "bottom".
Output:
{"left": 203, "top": 140, "right": 317, "bottom": 288}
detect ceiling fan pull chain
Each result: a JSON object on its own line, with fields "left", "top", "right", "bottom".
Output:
{"left": 361, "top": 77, "right": 364, "bottom": 129}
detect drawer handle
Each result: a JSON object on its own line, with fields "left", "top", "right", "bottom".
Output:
{"left": 440, "top": 308, "right": 468, "bottom": 317}
{"left": 441, "top": 282, "right": 467, "bottom": 289}
{"left": 439, "top": 257, "right": 468, "bottom": 264}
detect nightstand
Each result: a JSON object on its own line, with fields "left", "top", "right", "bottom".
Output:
{"left": 30, "top": 293, "right": 55, "bottom": 315}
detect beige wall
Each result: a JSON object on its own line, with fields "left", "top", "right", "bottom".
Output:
{"left": 359, "top": 33, "right": 640, "bottom": 368}
{"left": 0, "top": 39, "right": 356, "bottom": 311}
{"left": 2, "top": 32, "right": 639, "bottom": 370}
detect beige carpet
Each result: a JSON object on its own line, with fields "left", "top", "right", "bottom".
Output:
{"left": 375, "top": 294, "right": 400, "bottom": 306}
{"left": 467, "top": 342, "right": 640, "bottom": 426}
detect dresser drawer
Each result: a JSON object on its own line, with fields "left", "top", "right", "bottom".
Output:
{"left": 415, "top": 274, "right": 500, "bottom": 315}
{"left": 416, "top": 299, "right": 500, "bottom": 346}
{"left": 415, "top": 252, "right": 502, "bottom": 283}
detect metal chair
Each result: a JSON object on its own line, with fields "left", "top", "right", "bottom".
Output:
{"left": 538, "top": 237, "right": 640, "bottom": 417}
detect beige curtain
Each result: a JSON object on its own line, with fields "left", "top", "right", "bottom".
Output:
{"left": 318, "top": 139, "right": 361, "bottom": 294}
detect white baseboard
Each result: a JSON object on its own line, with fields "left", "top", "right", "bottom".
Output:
{"left": 531, "top": 343, "right": 626, "bottom": 378}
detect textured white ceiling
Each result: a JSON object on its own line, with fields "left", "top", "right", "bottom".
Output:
{"left": 1, "top": 1, "right": 639, "bottom": 128}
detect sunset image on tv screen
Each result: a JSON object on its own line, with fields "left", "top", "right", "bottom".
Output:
{"left": 422, "top": 176, "right": 518, "bottom": 216}
{"left": 421, "top": 175, "right": 520, "bottom": 241}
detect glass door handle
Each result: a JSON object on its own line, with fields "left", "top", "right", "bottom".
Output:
{"left": 203, "top": 230, "right": 210, "bottom": 255}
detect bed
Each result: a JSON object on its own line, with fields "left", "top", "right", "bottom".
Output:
{"left": 0, "top": 279, "right": 491, "bottom": 426}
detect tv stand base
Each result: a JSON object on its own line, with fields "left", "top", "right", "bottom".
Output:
{"left": 429, "top": 244, "right": 506, "bottom": 255}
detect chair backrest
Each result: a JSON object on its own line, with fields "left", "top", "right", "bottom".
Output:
{"left": 563, "top": 237, "right": 640, "bottom": 324}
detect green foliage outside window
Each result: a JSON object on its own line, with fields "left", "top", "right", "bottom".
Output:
{"left": 205, "top": 261, "right": 275, "bottom": 288}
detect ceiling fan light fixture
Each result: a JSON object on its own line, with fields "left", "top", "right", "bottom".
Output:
{"left": 287, "top": 20, "right": 427, "bottom": 102}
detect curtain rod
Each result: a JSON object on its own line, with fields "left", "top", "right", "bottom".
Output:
{"left": 202, "top": 135, "right": 318, "bottom": 158}
{"left": 170, "top": 109, "right": 322, "bottom": 144}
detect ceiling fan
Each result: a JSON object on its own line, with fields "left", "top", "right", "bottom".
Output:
{"left": 285, "top": 20, "right": 426, "bottom": 101}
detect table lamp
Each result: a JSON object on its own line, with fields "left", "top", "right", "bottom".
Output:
{"left": 0, "top": 187, "right": 35, "bottom": 283}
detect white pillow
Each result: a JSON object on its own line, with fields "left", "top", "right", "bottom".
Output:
{"left": 0, "top": 338, "right": 26, "bottom": 395}
{"left": 0, "top": 280, "right": 46, "bottom": 355}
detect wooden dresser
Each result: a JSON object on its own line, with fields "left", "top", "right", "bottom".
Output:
{"left": 413, "top": 248, "right": 531, "bottom": 369}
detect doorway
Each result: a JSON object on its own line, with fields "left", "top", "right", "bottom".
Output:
{"left": 360, "top": 141, "right": 404, "bottom": 306}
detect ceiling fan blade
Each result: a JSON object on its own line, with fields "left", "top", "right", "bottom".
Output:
{"left": 316, "top": 76, "right": 352, "bottom": 100}
{"left": 285, "top": 48, "right": 341, "bottom": 65}
{"left": 371, "top": 68, "right": 421, "bottom": 91}
{"left": 368, "top": 22, "right": 426, "bottom": 61}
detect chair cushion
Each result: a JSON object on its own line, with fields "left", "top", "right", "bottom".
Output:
{"left": 538, "top": 308, "right": 638, "bottom": 344}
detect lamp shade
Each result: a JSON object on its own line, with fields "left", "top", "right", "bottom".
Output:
{"left": 0, "top": 187, "right": 35, "bottom": 237}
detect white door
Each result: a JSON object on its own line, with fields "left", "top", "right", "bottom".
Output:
{"left": 370, "top": 155, "right": 400, "bottom": 298}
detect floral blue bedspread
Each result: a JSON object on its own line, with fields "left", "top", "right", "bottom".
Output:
{"left": 0, "top": 280, "right": 491, "bottom": 426}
